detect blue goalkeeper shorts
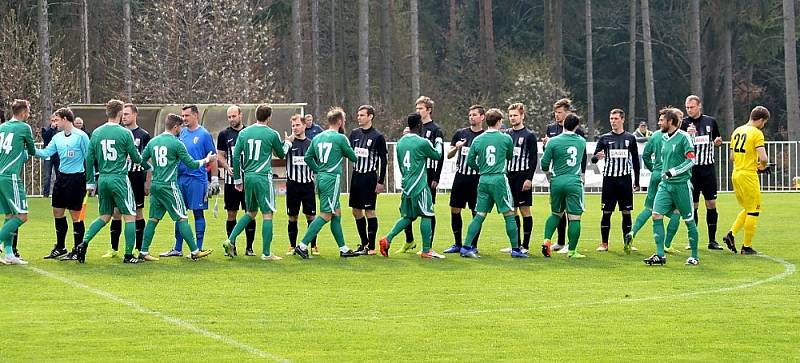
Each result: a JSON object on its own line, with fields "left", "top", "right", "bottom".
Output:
{"left": 178, "top": 174, "right": 208, "bottom": 211}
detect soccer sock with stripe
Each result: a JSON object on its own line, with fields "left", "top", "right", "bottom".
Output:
{"left": 288, "top": 220, "right": 298, "bottom": 247}
{"left": 451, "top": 212, "right": 463, "bottom": 247}
{"left": 110, "top": 219, "right": 121, "bottom": 251}
{"left": 0, "top": 217, "right": 24, "bottom": 254}
{"left": 54, "top": 217, "right": 68, "bottom": 250}
{"left": 403, "top": 224, "right": 415, "bottom": 243}
{"left": 693, "top": 208, "right": 699, "bottom": 226}
{"left": 600, "top": 212, "right": 612, "bottom": 244}
{"left": 462, "top": 214, "right": 485, "bottom": 248}
{"left": 706, "top": 208, "right": 718, "bottom": 242}
{"left": 173, "top": 221, "right": 183, "bottom": 251}
{"left": 367, "top": 217, "right": 378, "bottom": 250}
{"left": 228, "top": 214, "right": 253, "bottom": 245}
{"left": 543, "top": 214, "right": 560, "bottom": 241}
{"left": 135, "top": 218, "right": 145, "bottom": 251}
{"left": 557, "top": 215, "right": 567, "bottom": 245}
{"left": 73, "top": 221, "right": 85, "bottom": 249}
{"left": 665, "top": 213, "right": 680, "bottom": 249}
{"left": 386, "top": 218, "right": 411, "bottom": 244}
{"left": 471, "top": 211, "right": 482, "bottom": 249}
{"left": 84, "top": 218, "right": 108, "bottom": 245}
{"left": 124, "top": 221, "right": 136, "bottom": 255}
{"left": 306, "top": 218, "right": 318, "bottom": 248}
{"left": 420, "top": 217, "right": 433, "bottom": 252}
{"left": 330, "top": 215, "right": 346, "bottom": 248}
{"left": 504, "top": 215, "right": 519, "bottom": 249}
{"left": 177, "top": 220, "right": 199, "bottom": 252}
{"left": 514, "top": 215, "right": 521, "bottom": 248}
{"left": 631, "top": 208, "right": 652, "bottom": 238}
{"left": 653, "top": 218, "right": 665, "bottom": 256}
{"left": 686, "top": 220, "right": 699, "bottom": 259}
{"left": 567, "top": 220, "right": 581, "bottom": 251}
{"left": 300, "top": 216, "right": 327, "bottom": 249}
{"left": 245, "top": 219, "right": 256, "bottom": 251}
{"left": 622, "top": 212, "right": 632, "bottom": 237}
{"left": 355, "top": 217, "right": 368, "bottom": 247}
{"left": 522, "top": 216, "right": 533, "bottom": 250}
{"left": 141, "top": 220, "right": 158, "bottom": 253}
{"left": 731, "top": 210, "right": 747, "bottom": 234}
{"left": 743, "top": 213, "right": 759, "bottom": 247}
{"left": 261, "top": 219, "right": 274, "bottom": 256}
{"left": 193, "top": 210, "right": 206, "bottom": 250}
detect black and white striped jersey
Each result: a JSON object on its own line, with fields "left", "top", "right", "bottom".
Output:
{"left": 128, "top": 126, "right": 150, "bottom": 173}
{"left": 451, "top": 127, "right": 485, "bottom": 175}
{"left": 680, "top": 115, "right": 720, "bottom": 166}
{"left": 349, "top": 127, "right": 388, "bottom": 183}
{"left": 421, "top": 121, "right": 444, "bottom": 182}
{"left": 593, "top": 131, "right": 640, "bottom": 185}
{"left": 506, "top": 127, "right": 538, "bottom": 178}
{"left": 217, "top": 126, "right": 244, "bottom": 184}
{"left": 285, "top": 137, "right": 314, "bottom": 183}
{"left": 546, "top": 122, "right": 586, "bottom": 138}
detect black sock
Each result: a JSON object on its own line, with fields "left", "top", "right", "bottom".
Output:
{"left": 307, "top": 218, "right": 317, "bottom": 248}
{"left": 110, "top": 219, "right": 121, "bottom": 251}
{"left": 707, "top": 208, "right": 718, "bottom": 243}
{"left": 12, "top": 228, "right": 18, "bottom": 255}
{"left": 471, "top": 211, "right": 481, "bottom": 249}
{"left": 288, "top": 220, "right": 298, "bottom": 247}
{"left": 367, "top": 217, "right": 378, "bottom": 250}
{"left": 135, "top": 218, "right": 145, "bottom": 251}
{"left": 55, "top": 217, "right": 68, "bottom": 250}
{"left": 355, "top": 217, "right": 368, "bottom": 247}
{"left": 73, "top": 221, "right": 85, "bottom": 249}
{"left": 523, "top": 216, "right": 533, "bottom": 249}
{"left": 451, "top": 212, "right": 463, "bottom": 247}
{"left": 622, "top": 213, "right": 632, "bottom": 236}
{"left": 404, "top": 224, "right": 414, "bottom": 243}
{"left": 430, "top": 216, "right": 436, "bottom": 242}
{"left": 557, "top": 215, "right": 567, "bottom": 245}
{"left": 226, "top": 220, "right": 236, "bottom": 238}
{"left": 245, "top": 219, "right": 256, "bottom": 250}
{"left": 694, "top": 208, "right": 699, "bottom": 226}
{"left": 514, "top": 215, "right": 521, "bottom": 248}
{"left": 601, "top": 212, "right": 612, "bottom": 244}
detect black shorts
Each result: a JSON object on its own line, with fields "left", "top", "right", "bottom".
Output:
{"left": 52, "top": 172, "right": 87, "bottom": 211}
{"left": 508, "top": 171, "right": 533, "bottom": 207}
{"left": 449, "top": 173, "right": 479, "bottom": 210}
{"left": 349, "top": 172, "right": 378, "bottom": 210}
{"left": 128, "top": 171, "right": 146, "bottom": 209}
{"left": 601, "top": 175, "right": 634, "bottom": 212}
{"left": 427, "top": 169, "right": 438, "bottom": 204}
{"left": 224, "top": 183, "right": 246, "bottom": 211}
{"left": 691, "top": 165, "right": 718, "bottom": 202}
{"left": 286, "top": 180, "right": 316, "bottom": 216}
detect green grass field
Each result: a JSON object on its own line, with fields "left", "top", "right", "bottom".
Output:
{"left": 2, "top": 193, "right": 798, "bottom": 362}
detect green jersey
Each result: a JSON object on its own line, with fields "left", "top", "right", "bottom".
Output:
{"left": 660, "top": 129, "right": 695, "bottom": 184}
{"left": 466, "top": 129, "right": 513, "bottom": 177}
{"left": 141, "top": 132, "right": 200, "bottom": 184}
{"left": 86, "top": 122, "right": 143, "bottom": 183}
{"left": 540, "top": 131, "right": 586, "bottom": 178}
{"left": 231, "top": 123, "right": 286, "bottom": 181}
{"left": 0, "top": 119, "right": 36, "bottom": 177}
{"left": 642, "top": 130, "right": 665, "bottom": 172}
{"left": 396, "top": 133, "right": 442, "bottom": 196}
{"left": 305, "top": 129, "right": 357, "bottom": 175}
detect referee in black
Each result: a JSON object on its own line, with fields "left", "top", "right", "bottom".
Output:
{"left": 504, "top": 103, "right": 538, "bottom": 254}
{"left": 349, "top": 105, "right": 388, "bottom": 255}
{"left": 443, "top": 104, "right": 485, "bottom": 255}
{"left": 284, "top": 114, "right": 318, "bottom": 255}
{"left": 682, "top": 95, "right": 724, "bottom": 250}
{"left": 591, "top": 108, "right": 640, "bottom": 252}
{"left": 217, "top": 105, "right": 256, "bottom": 256}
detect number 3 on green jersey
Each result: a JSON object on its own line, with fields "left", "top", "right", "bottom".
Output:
{"left": 566, "top": 146, "right": 577, "bottom": 166}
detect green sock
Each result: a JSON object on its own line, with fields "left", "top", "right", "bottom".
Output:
{"left": 665, "top": 213, "right": 680, "bottom": 248}
{"left": 124, "top": 221, "right": 136, "bottom": 254}
{"left": 420, "top": 217, "right": 433, "bottom": 252}
{"left": 387, "top": 218, "right": 411, "bottom": 243}
{"left": 504, "top": 215, "right": 519, "bottom": 248}
{"left": 301, "top": 217, "right": 328, "bottom": 246}
{"left": 462, "top": 214, "right": 485, "bottom": 248}
{"left": 568, "top": 220, "right": 581, "bottom": 251}
{"left": 83, "top": 218, "right": 108, "bottom": 245}
{"left": 653, "top": 218, "right": 665, "bottom": 256}
{"left": 0, "top": 217, "right": 24, "bottom": 252}
{"left": 686, "top": 220, "right": 699, "bottom": 259}
{"left": 631, "top": 208, "right": 652, "bottom": 238}
{"left": 330, "top": 215, "right": 345, "bottom": 248}
{"left": 261, "top": 219, "right": 273, "bottom": 256}
{"left": 178, "top": 220, "right": 198, "bottom": 252}
{"left": 543, "top": 214, "right": 560, "bottom": 241}
{"left": 228, "top": 214, "right": 253, "bottom": 244}
{"left": 141, "top": 220, "right": 158, "bottom": 253}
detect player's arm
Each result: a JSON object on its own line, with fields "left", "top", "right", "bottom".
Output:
{"left": 340, "top": 135, "right": 358, "bottom": 162}
{"left": 304, "top": 140, "right": 321, "bottom": 173}
{"left": 664, "top": 137, "right": 695, "bottom": 179}
{"left": 124, "top": 132, "right": 143, "bottom": 165}
{"left": 203, "top": 132, "right": 218, "bottom": 181}
{"left": 85, "top": 138, "right": 96, "bottom": 187}
{"left": 591, "top": 137, "right": 605, "bottom": 163}
{"left": 376, "top": 134, "right": 388, "bottom": 185}
{"left": 505, "top": 136, "right": 514, "bottom": 161}
{"left": 466, "top": 139, "right": 480, "bottom": 171}
{"left": 424, "top": 137, "right": 444, "bottom": 161}
{"left": 271, "top": 131, "right": 287, "bottom": 159}
{"left": 712, "top": 119, "right": 723, "bottom": 146}
{"left": 178, "top": 142, "right": 209, "bottom": 170}
{"left": 139, "top": 144, "right": 153, "bottom": 171}
{"left": 231, "top": 137, "right": 244, "bottom": 185}
{"left": 642, "top": 138, "right": 655, "bottom": 171}
{"left": 216, "top": 131, "right": 231, "bottom": 172}
{"left": 526, "top": 133, "right": 538, "bottom": 180}
{"left": 431, "top": 128, "right": 444, "bottom": 185}
{"left": 540, "top": 143, "right": 552, "bottom": 173}
{"left": 34, "top": 134, "right": 58, "bottom": 158}
{"left": 447, "top": 132, "right": 462, "bottom": 159}
{"left": 629, "top": 135, "right": 641, "bottom": 187}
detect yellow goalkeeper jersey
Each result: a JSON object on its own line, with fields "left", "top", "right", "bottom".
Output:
{"left": 730, "top": 124, "right": 765, "bottom": 173}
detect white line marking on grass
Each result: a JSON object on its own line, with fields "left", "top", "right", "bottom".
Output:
{"left": 25, "top": 266, "right": 289, "bottom": 363}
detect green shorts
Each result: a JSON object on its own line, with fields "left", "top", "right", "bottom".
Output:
{"left": 148, "top": 182, "right": 188, "bottom": 221}
{"left": 475, "top": 175, "right": 514, "bottom": 214}
{"left": 244, "top": 174, "right": 275, "bottom": 214}
{"left": 399, "top": 187, "right": 434, "bottom": 220}
{"left": 643, "top": 171, "right": 662, "bottom": 209}
{"left": 97, "top": 175, "right": 135, "bottom": 216}
{"left": 653, "top": 180, "right": 694, "bottom": 220}
{"left": 316, "top": 173, "right": 341, "bottom": 213}
{"left": 549, "top": 176, "right": 584, "bottom": 215}
{"left": 0, "top": 174, "right": 28, "bottom": 214}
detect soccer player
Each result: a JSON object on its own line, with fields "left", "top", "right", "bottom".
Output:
{"left": 349, "top": 105, "right": 388, "bottom": 255}
{"left": 540, "top": 113, "right": 587, "bottom": 258}
{"left": 305, "top": 114, "right": 324, "bottom": 140}
{"left": 542, "top": 98, "right": 587, "bottom": 254}
{"left": 160, "top": 105, "right": 218, "bottom": 257}
{"left": 379, "top": 112, "right": 444, "bottom": 258}
{"left": 0, "top": 99, "right": 36, "bottom": 265}
{"left": 682, "top": 95, "right": 724, "bottom": 250}
{"left": 644, "top": 107, "right": 700, "bottom": 266}
{"left": 217, "top": 105, "right": 256, "bottom": 256}
{"left": 500, "top": 103, "right": 538, "bottom": 254}
{"left": 292, "top": 107, "right": 360, "bottom": 259}
{"left": 443, "top": 105, "right": 485, "bottom": 255}
{"left": 458, "top": 108, "right": 524, "bottom": 258}
{"left": 722, "top": 106, "right": 770, "bottom": 255}
{"left": 284, "top": 114, "right": 318, "bottom": 255}
{"left": 35, "top": 108, "right": 90, "bottom": 260}
{"left": 591, "top": 109, "right": 640, "bottom": 252}
{"left": 626, "top": 109, "right": 681, "bottom": 254}
{"left": 138, "top": 114, "right": 214, "bottom": 261}
{"left": 398, "top": 96, "right": 444, "bottom": 254}
{"left": 74, "top": 99, "right": 146, "bottom": 264}
{"left": 221, "top": 104, "right": 287, "bottom": 260}
{"left": 104, "top": 103, "right": 151, "bottom": 258}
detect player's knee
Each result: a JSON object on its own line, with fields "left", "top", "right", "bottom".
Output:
{"left": 226, "top": 211, "right": 238, "bottom": 221}
{"left": 320, "top": 213, "right": 333, "bottom": 222}
{"left": 192, "top": 210, "right": 204, "bottom": 219}
{"left": 52, "top": 208, "right": 65, "bottom": 218}
{"left": 261, "top": 212, "right": 271, "bottom": 220}
{"left": 706, "top": 200, "right": 716, "bottom": 209}
{"left": 352, "top": 209, "right": 363, "bottom": 218}
{"left": 652, "top": 213, "right": 664, "bottom": 220}
{"left": 288, "top": 215, "right": 298, "bottom": 222}
{"left": 152, "top": 218, "right": 163, "bottom": 223}
{"left": 519, "top": 207, "right": 531, "bottom": 216}
{"left": 17, "top": 214, "right": 28, "bottom": 223}
{"left": 365, "top": 210, "right": 376, "bottom": 218}
{"left": 567, "top": 214, "right": 581, "bottom": 221}
{"left": 450, "top": 207, "right": 461, "bottom": 214}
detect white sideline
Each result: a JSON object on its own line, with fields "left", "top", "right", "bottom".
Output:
{"left": 24, "top": 266, "right": 289, "bottom": 363}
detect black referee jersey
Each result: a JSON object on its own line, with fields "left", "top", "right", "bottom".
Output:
{"left": 593, "top": 131, "right": 640, "bottom": 186}
{"left": 421, "top": 120, "right": 444, "bottom": 184}
{"left": 285, "top": 137, "right": 314, "bottom": 184}
{"left": 451, "top": 127, "right": 484, "bottom": 176}
{"left": 217, "top": 126, "right": 244, "bottom": 184}
{"left": 128, "top": 126, "right": 151, "bottom": 173}
{"left": 506, "top": 127, "right": 538, "bottom": 178}
{"left": 681, "top": 114, "right": 720, "bottom": 166}
{"left": 349, "top": 126, "right": 388, "bottom": 183}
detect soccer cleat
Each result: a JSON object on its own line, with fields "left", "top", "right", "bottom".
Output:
{"left": 139, "top": 253, "right": 159, "bottom": 262}
{"left": 685, "top": 256, "right": 700, "bottom": 265}
{"left": 221, "top": 241, "right": 235, "bottom": 258}
{"left": 520, "top": 247, "right": 529, "bottom": 254}
{"left": 122, "top": 254, "right": 141, "bottom": 264}
{"left": 510, "top": 249, "right": 529, "bottom": 258}
{"left": 339, "top": 249, "right": 360, "bottom": 258}
{"left": 631, "top": 246, "right": 639, "bottom": 252}
{"left": 443, "top": 244, "right": 461, "bottom": 254}
{"left": 664, "top": 247, "right": 681, "bottom": 254}
{"left": 245, "top": 248, "right": 256, "bottom": 256}
{"left": 723, "top": 231, "right": 737, "bottom": 254}
{"left": 556, "top": 246, "right": 570, "bottom": 254}
{"left": 421, "top": 250, "right": 446, "bottom": 259}
{"left": 708, "top": 241, "right": 723, "bottom": 250}
{"left": 499, "top": 247, "right": 512, "bottom": 253}
{"left": 190, "top": 250, "right": 213, "bottom": 260}
{"left": 541, "top": 240, "right": 552, "bottom": 257}
{"left": 261, "top": 254, "right": 283, "bottom": 261}
{"left": 60, "top": 251, "right": 78, "bottom": 261}
{"left": 159, "top": 249, "right": 183, "bottom": 258}
{"left": 0, "top": 258, "right": 6, "bottom": 265}
{"left": 379, "top": 237, "right": 390, "bottom": 257}
{"left": 44, "top": 246, "right": 69, "bottom": 260}
{"left": 568, "top": 250, "right": 586, "bottom": 259}
{"left": 75, "top": 242, "right": 88, "bottom": 263}
{"left": 623, "top": 233, "right": 633, "bottom": 255}
{"left": 311, "top": 246, "right": 320, "bottom": 255}
{"left": 596, "top": 243, "right": 609, "bottom": 252}
{"left": 552, "top": 243, "right": 565, "bottom": 252}
{"left": 460, "top": 247, "right": 479, "bottom": 258}
{"left": 367, "top": 249, "right": 377, "bottom": 255}
{"left": 395, "top": 242, "right": 417, "bottom": 254}
{"left": 286, "top": 246, "right": 296, "bottom": 255}
{"left": 643, "top": 254, "right": 666, "bottom": 266}
{"left": 3, "top": 256, "right": 28, "bottom": 265}
{"left": 740, "top": 246, "right": 759, "bottom": 255}
{"left": 354, "top": 244, "right": 369, "bottom": 255}
{"left": 294, "top": 245, "right": 310, "bottom": 259}
{"left": 101, "top": 249, "right": 118, "bottom": 258}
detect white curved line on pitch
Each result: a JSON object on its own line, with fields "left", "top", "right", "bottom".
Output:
{"left": 24, "top": 266, "right": 289, "bottom": 363}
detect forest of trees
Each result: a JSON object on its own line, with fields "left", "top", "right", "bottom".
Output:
{"left": 0, "top": 0, "right": 798, "bottom": 141}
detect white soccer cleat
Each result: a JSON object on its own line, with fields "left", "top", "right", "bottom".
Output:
{"left": 556, "top": 247, "right": 570, "bottom": 254}
{"left": 4, "top": 256, "right": 28, "bottom": 265}
{"left": 261, "top": 254, "right": 283, "bottom": 261}
{"left": 499, "top": 247, "right": 512, "bottom": 253}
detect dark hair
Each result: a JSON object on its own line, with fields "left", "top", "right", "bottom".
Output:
{"left": 564, "top": 113, "right": 580, "bottom": 131}
{"left": 357, "top": 104, "right": 375, "bottom": 118}
{"left": 327, "top": 107, "right": 345, "bottom": 126}
{"left": 11, "top": 99, "right": 30, "bottom": 116}
{"left": 407, "top": 112, "right": 422, "bottom": 132}
{"left": 124, "top": 103, "right": 138, "bottom": 114}
{"left": 54, "top": 107, "right": 75, "bottom": 123}
{"left": 181, "top": 104, "right": 199, "bottom": 114}
{"left": 0, "top": 109, "right": 5, "bottom": 123}
{"left": 255, "top": 104, "right": 272, "bottom": 122}
{"left": 610, "top": 108, "right": 625, "bottom": 119}
{"left": 165, "top": 113, "right": 183, "bottom": 129}
{"left": 468, "top": 104, "right": 485, "bottom": 115}
{"left": 750, "top": 106, "right": 770, "bottom": 122}
{"left": 106, "top": 99, "right": 124, "bottom": 119}
{"left": 485, "top": 108, "right": 504, "bottom": 127}
{"left": 661, "top": 108, "right": 681, "bottom": 128}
